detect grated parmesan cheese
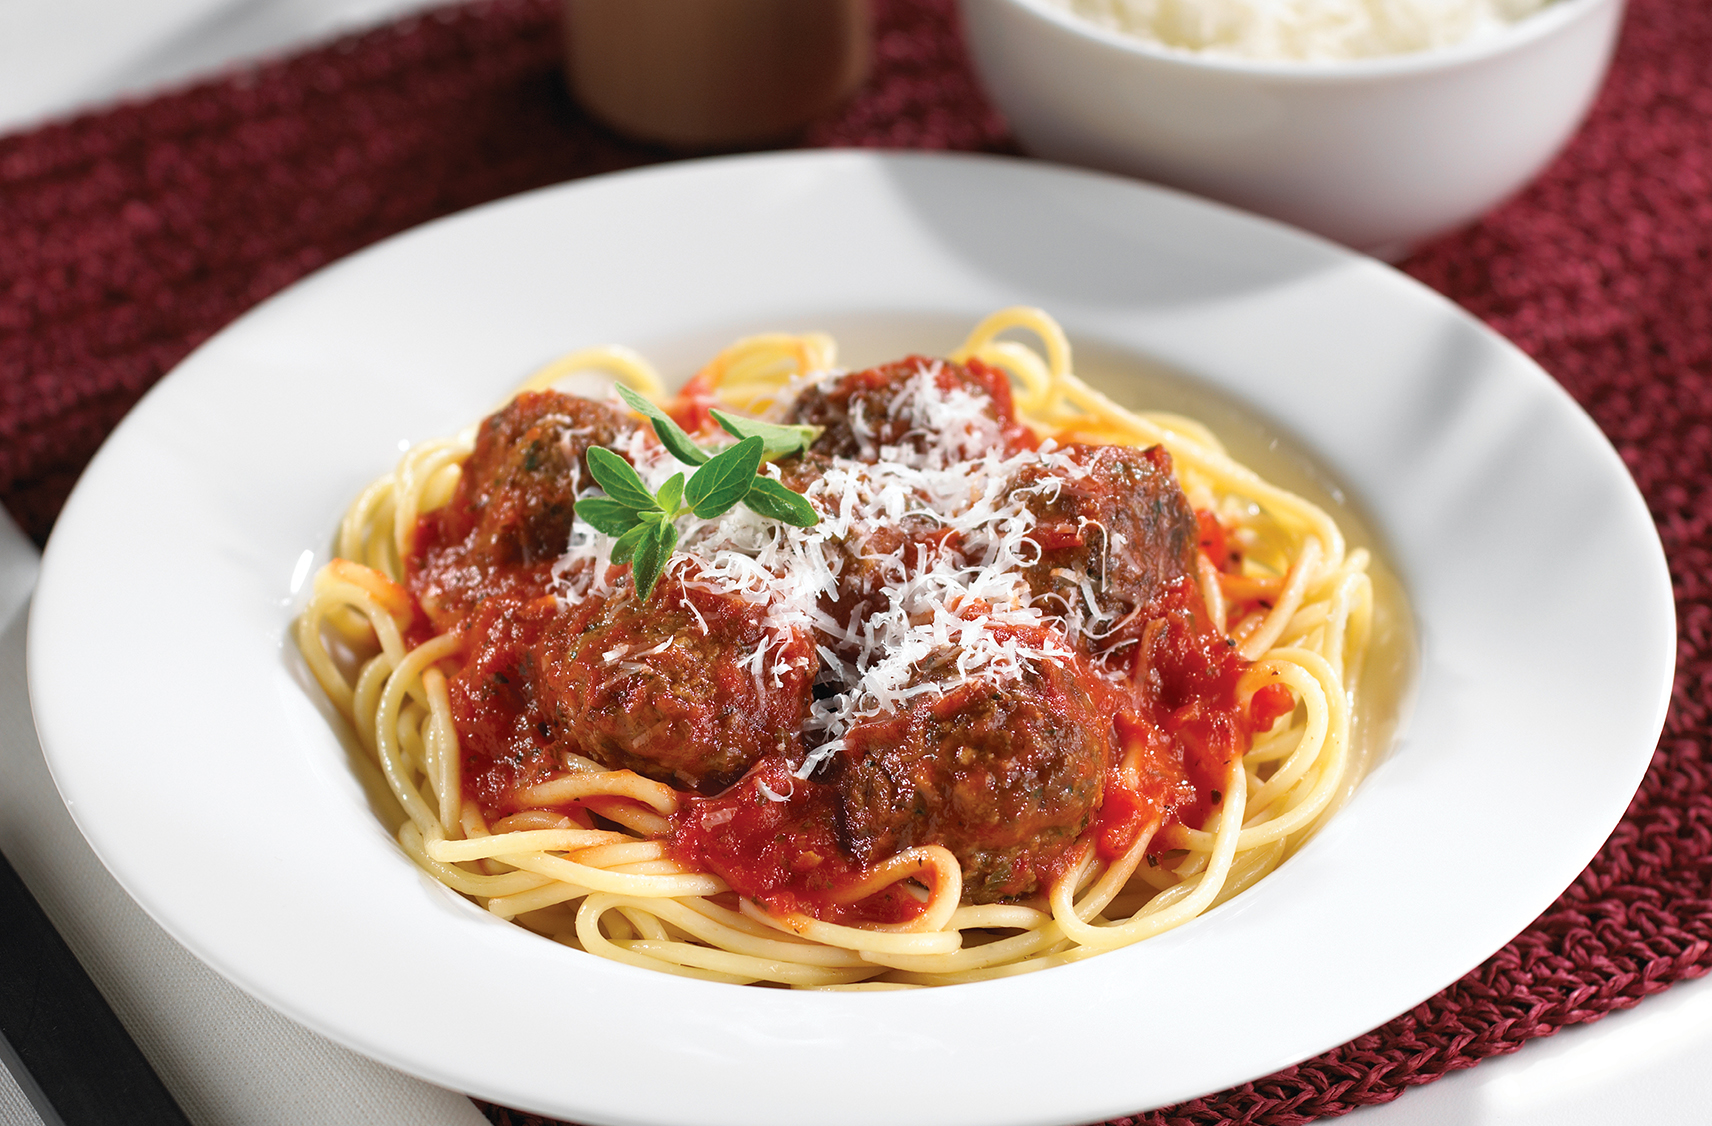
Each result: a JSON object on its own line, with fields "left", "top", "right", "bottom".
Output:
{"left": 1047, "top": 0, "right": 1554, "bottom": 60}
{"left": 552, "top": 361, "right": 1133, "bottom": 780}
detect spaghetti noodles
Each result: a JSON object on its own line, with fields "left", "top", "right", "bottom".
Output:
{"left": 296, "top": 308, "right": 1372, "bottom": 987}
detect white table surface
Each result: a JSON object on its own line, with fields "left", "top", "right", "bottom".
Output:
{"left": 2, "top": 3, "right": 1704, "bottom": 1125}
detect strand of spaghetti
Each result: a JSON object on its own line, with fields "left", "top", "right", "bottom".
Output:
{"left": 739, "top": 901, "right": 963, "bottom": 955}
{"left": 882, "top": 941, "right": 1101, "bottom": 985}
{"left": 568, "top": 840, "right": 668, "bottom": 867}
{"left": 297, "top": 557, "right": 410, "bottom": 674}
{"left": 486, "top": 881, "right": 589, "bottom": 919}
{"left": 1197, "top": 554, "right": 1229, "bottom": 635}
{"left": 425, "top": 829, "right": 622, "bottom": 861}
{"left": 861, "top": 828, "right": 1154, "bottom": 975}
{"left": 1239, "top": 668, "right": 1325, "bottom": 816}
{"left": 1314, "top": 582, "right": 1375, "bottom": 837}
{"left": 685, "top": 333, "right": 839, "bottom": 413}
{"left": 1244, "top": 724, "right": 1301, "bottom": 765}
{"left": 498, "top": 849, "right": 726, "bottom": 898}
{"left": 294, "top": 574, "right": 413, "bottom": 728}
{"left": 293, "top": 597, "right": 357, "bottom": 715}
{"left": 1138, "top": 410, "right": 1227, "bottom": 454}
{"left": 1237, "top": 537, "right": 1322, "bottom": 660}
{"left": 512, "top": 345, "right": 668, "bottom": 400}
{"left": 1322, "top": 566, "right": 1373, "bottom": 684}
{"left": 514, "top": 771, "right": 680, "bottom": 816}
{"left": 397, "top": 823, "right": 551, "bottom": 897}
{"left": 948, "top": 904, "right": 1052, "bottom": 930}
{"left": 822, "top": 845, "right": 963, "bottom": 932}
{"left": 1277, "top": 600, "right": 1334, "bottom": 650}
{"left": 578, "top": 796, "right": 670, "bottom": 838}
{"left": 338, "top": 473, "right": 398, "bottom": 575}
{"left": 420, "top": 666, "right": 459, "bottom": 832}
{"left": 1342, "top": 558, "right": 1375, "bottom": 695}
{"left": 970, "top": 340, "right": 1056, "bottom": 413}
{"left": 573, "top": 899, "right": 752, "bottom": 983}
{"left": 396, "top": 704, "right": 428, "bottom": 780}
{"left": 317, "top": 562, "right": 412, "bottom": 663}
{"left": 952, "top": 306, "right": 1071, "bottom": 416}
{"left": 1221, "top": 571, "right": 1287, "bottom": 602}
{"left": 1173, "top": 650, "right": 1347, "bottom": 851}
{"left": 858, "top": 921, "right": 1065, "bottom": 975}
{"left": 605, "top": 860, "right": 695, "bottom": 876}
{"left": 372, "top": 632, "right": 464, "bottom": 837}
{"left": 616, "top": 905, "right": 671, "bottom": 941}
{"left": 597, "top": 894, "right": 873, "bottom": 968}
{"left": 1051, "top": 762, "right": 1247, "bottom": 951}
{"left": 609, "top": 937, "right": 881, "bottom": 987}
{"left": 490, "top": 808, "right": 585, "bottom": 832}
{"left": 1210, "top": 836, "right": 1289, "bottom": 910}
{"left": 349, "top": 654, "right": 392, "bottom": 752}
{"left": 391, "top": 440, "right": 470, "bottom": 569}
{"left": 673, "top": 894, "right": 849, "bottom": 944}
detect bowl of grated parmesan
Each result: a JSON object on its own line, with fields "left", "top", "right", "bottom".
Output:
{"left": 959, "top": 0, "right": 1623, "bottom": 255}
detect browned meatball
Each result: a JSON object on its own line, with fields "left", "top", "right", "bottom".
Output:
{"left": 835, "top": 634, "right": 1114, "bottom": 902}
{"left": 766, "top": 450, "right": 952, "bottom": 646}
{"left": 537, "top": 566, "right": 816, "bottom": 793}
{"left": 784, "top": 356, "right": 1032, "bottom": 463}
{"left": 410, "top": 391, "right": 643, "bottom": 626}
{"left": 770, "top": 448, "right": 837, "bottom": 496}
{"left": 457, "top": 391, "right": 643, "bottom": 569}
{"left": 1007, "top": 443, "right": 1198, "bottom": 655}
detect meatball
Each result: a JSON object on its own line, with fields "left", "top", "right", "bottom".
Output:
{"left": 538, "top": 567, "right": 816, "bottom": 792}
{"left": 783, "top": 356, "right": 1032, "bottom": 465}
{"left": 1007, "top": 443, "right": 1198, "bottom": 655}
{"left": 456, "top": 391, "right": 643, "bottom": 570}
{"left": 770, "top": 448, "right": 837, "bottom": 496}
{"left": 835, "top": 635, "right": 1114, "bottom": 903}
{"left": 411, "top": 391, "right": 643, "bottom": 625}
{"left": 767, "top": 450, "right": 954, "bottom": 646}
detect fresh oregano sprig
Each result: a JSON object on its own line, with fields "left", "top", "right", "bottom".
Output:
{"left": 612, "top": 385, "right": 711, "bottom": 466}
{"left": 573, "top": 388, "right": 823, "bottom": 600}
{"left": 580, "top": 437, "right": 761, "bottom": 599}
{"left": 707, "top": 408, "right": 823, "bottom": 463}
{"left": 613, "top": 385, "right": 822, "bottom": 466}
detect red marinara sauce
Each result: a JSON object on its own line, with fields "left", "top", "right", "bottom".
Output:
{"left": 401, "top": 368, "right": 1287, "bottom": 925}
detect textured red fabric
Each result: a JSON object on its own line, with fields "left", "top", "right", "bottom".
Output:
{"left": 2, "top": 0, "right": 1707, "bottom": 1123}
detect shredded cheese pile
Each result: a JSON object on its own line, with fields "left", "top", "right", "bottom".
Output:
{"left": 1048, "top": 0, "right": 1553, "bottom": 60}
{"left": 553, "top": 361, "right": 1112, "bottom": 780}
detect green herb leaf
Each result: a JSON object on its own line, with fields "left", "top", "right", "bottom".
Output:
{"left": 614, "top": 384, "right": 710, "bottom": 466}
{"left": 630, "top": 520, "right": 679, "bottom": 601}
{"left": 573, "top": 496, "right": 647, "bottom": 538}
{"left": 684, "top": 436, "right": 765, "bottom": 519}
{"left": 609, "top": 522, "right": 650, "bottom": 565}
{"left": 709, "top": 410, "right": 823, "bottom": 462}
{"left": 585, "top": 447, "right": 658, "bottom": 510}
{"left": 742, "top": 477, "right": 819, "bottom": 527}
{"left": 655, "top": 472, "right": 685, "bottom": 518}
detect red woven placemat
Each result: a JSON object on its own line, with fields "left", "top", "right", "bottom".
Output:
{"left": 2, "top": 0, "right": 1707, "bottom": 1123}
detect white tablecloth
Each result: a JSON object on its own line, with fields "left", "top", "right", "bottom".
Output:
{"left": 2, "top": 3, "right": 1706, "bottom": 1125}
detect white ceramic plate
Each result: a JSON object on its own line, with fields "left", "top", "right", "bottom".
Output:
{"left": 29, "top": 152, "right": 1673, "bottom": 1126}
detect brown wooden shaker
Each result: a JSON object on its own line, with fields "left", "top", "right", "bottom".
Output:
{"left": 563, "top": 0, "right": 871, "bottom": 149}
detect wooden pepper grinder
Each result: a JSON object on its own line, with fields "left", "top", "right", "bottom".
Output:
{"left": 563, "top": 0, "right": 871, "bottom": 150}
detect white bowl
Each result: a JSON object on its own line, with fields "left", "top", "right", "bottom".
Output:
{"left": 959, "top": 0, "right": 1625, "bottom": 255}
